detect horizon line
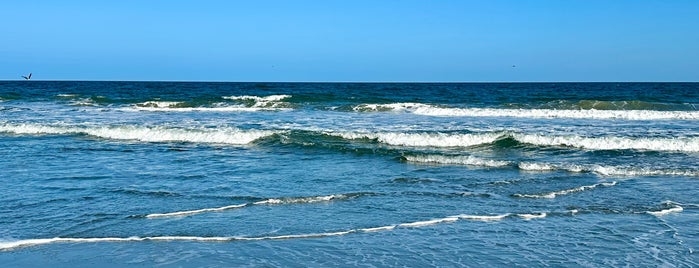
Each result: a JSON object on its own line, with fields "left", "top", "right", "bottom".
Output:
{"left": 1, "top": 79, "right": 698, "bottom": 83}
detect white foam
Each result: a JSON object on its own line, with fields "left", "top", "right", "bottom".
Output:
{"left": 222, "top": 94, "right": 292, "bottom": 109}
{"left": 1, "top": 211, "right": 555, "bottom": 251}
{"left": 647, "top": 206, "right": 684, "bottom": 216}
{"left": 353, "top": 102, "right": 432, "bottom": 112}
{"left": 398, "top": 216, "right": 459, "bottom": 227}
{"left": 223, "top": 95, "right": 291, "bottom": 102}
{"left": 517, "top": 213, "right": 547, "bottom": 220}
{"left": 146, "top": 204, "right": 247, "bottom": 218}
{"left": 591, "top": 166, "right": 699, "bottom": 177}
{"left": 412, "top": 106, "right": 699, "bottom": 120}
{"left": 517, "top": 161, "right": 699, "bottom": 177}
{"left": 0, "top": 123, "right": 277, "bottom": 145}
{"left": 404, "top": 154, "right": 511, "bottom": 167}
{"left": 518, "top": 162, "right": 559, "bottom": 171}
{"left": 136, "top": 101, "right": 185, "bottom": 108}
{"left": 353, "top": 102, "right": 699, "bottom": 120}
{"left": 513, "top": 181, "right": 617, "bottom": 199}
{"left": 131, "top": 106, "right": 291, "bottom": 112}
{"left": 454, "top": 214, "right": 511, "bottom": 221}
{"left": 359, "top": 225, "right": 397, "bottom": 232}
{"left": 513, "top": 133, "right": 699, "bottom": 152}
{"left": 334, "top": 131, "right": 503, "bottom": 148}
{"left": 148, "top": 195, "right": 345, "bottom": 218}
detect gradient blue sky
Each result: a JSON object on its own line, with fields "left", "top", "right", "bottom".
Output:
{"left": 2, "top": 0, "right": 698, "bottom": 82}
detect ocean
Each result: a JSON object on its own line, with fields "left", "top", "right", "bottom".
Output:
{"left": 1, "top": 82, "right": 697, "bottom": 267}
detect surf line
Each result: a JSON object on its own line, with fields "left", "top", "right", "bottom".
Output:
{"left": 1, "top": 213, "right": 531, "bottom": 251}
{"left": 145, "top": 194, "right": 346, "bottom": 218}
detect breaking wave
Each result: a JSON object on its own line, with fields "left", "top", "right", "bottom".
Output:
{"left": 0, "top": 123, "right": 277, "bottom": 145}
{"left": 331, "top": 131, "right": 503, "bottom": 148}
{"left": 0, "top": 212, "right": 539, "bottom": 251}
{"left": 403, "top": 155, "right": 511, "bottom": 167}
{"left": 513, "top": 181, "right": 618, "bottom": 199}
{"left": 147, "top": 194, "right": 362, "bottom": 218}
{"left": 131, "top": 95, "right": 293, "bottom": 112}
{"left": 646, "top": 201, "right": 684, "bottom": 217}
{"left": 333, "top": 131, "right": 699, "bottom": 152}
{"left": 353, "top": 103, "right": 699, "bottom": 120}
{"left": 406, "top": 155, "right": 699, "bottom": 177}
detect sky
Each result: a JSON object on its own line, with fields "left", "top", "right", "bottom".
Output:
{"left": 1, "top": 0, "right": 698, "bottom": 82}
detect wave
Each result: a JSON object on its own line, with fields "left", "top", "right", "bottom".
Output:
{"left": 3, "top": 123, "right": 699, "bottom": 154}
{"left": 646, "top": 206, "right": 684, "bottom": 216}
{"left": 513, "top": 181, "right": 617, "bottom": 199}
{"left": 532, "top": 100, "right": 697, "bottom": 111}
{"left": 147, "top": 194, "right": 363, "bottom": 218}
{"left": 512, "top": 133, "right": 699, "bottom": 152}
{"left": 330, "top": 131, "right": 699, "bottom": 152}
{"left": 0, "top": 123, "right": 277, "bottom": 145}
{"left": 130, "top": 95, "right": 293, "bottom": 112}
{"left": 407, "top": 155, "right": 699, "bottom": 177}
{"left": 331, "top": 131, "right": 503, "bottom": 148}
{"left": 0, "top": 212, "right": 539, "bottom": 251}
{"left": 403, "top": 155, "right": 511, "bottom": 167}
{"left": 352, "top": 102, "right": 699, "bottom": 120}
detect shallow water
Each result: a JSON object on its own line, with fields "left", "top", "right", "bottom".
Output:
{"left": 1, "top": 82, "right": 698, "bottom": 266}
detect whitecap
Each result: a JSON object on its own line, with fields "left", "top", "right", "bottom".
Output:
{"left": 513, "top": 181, "right": 617, "bottom": 199}
{"left": 332, "top": 131, "right": 503, "bottom": 148}
{"left": 513, "top": 133, "right": 699, "bottom": 152}
{"left": 647, "top": 206, "right": 683, "bottom": 216}
{"left": 0, "top": 123, "right": 277, "bottom": 145}
{"left": 403, "top": 155, "right": 511, "bottom": 167}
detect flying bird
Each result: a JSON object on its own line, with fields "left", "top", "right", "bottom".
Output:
{"left": 21, "top": 73, "right": 32, "bottom": 80}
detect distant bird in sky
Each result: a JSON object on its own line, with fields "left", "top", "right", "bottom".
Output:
{"left": 21, "top": 73, "right": 32, "bottom": 80}
{"left": 512, "top": 65, "right": 516, "bottom": 68}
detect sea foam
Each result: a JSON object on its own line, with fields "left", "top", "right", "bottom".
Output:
{"left": 147, "top": 194, "right": 351, "bottom": 218}
{"left": 0, "top": 123, "right": 277, "bottom": 145}
{"left": 403, "top": 155, "right": 511, "bottom": 167}
{"left": 513, "top": 182, "right": 617, "bottom": 199}
{"left": 354, "top": 103, "right": 699, "bottom": 120}
{"left": 331, "top": 130, "right": 699, "bottom": 152}
{"left": 333, "top": 131, "right": 503, "bottom": 148}
{"left": 0, "top": 212, "right": 534, "bottom": 251}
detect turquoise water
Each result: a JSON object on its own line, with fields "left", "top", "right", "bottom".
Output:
{"left": 1, "top": 82, "right": 698, "bottom": 267}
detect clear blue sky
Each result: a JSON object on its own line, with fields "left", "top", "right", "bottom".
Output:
{"left": 2, "top": 0, "right": 698, "bottom": 82}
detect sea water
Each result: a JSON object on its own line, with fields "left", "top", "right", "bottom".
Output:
{"left": 0, "top": 82, "right": 697, "bottom": 267}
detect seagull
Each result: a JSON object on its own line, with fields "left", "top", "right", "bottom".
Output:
{"left": 21, "top": 73, "right": 32, "bottom": 80}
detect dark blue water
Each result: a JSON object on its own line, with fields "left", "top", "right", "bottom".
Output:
{"left": 1, "top": 82, "right": 698, "bottom": 267}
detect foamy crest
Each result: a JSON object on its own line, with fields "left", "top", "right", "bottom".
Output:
{"left": 0, "top": 123, "right": 277, "bottom": 145}
{"left": 334, "top": 132, "right": 502, "bottom": 148}
{"left": 136, "top": 101, "right": 185, "bottom": 108}
{"left": 517, "top": 162, "right": 699, "bottom": 177}
{"left": 403, "top": 155, "right": 511, "bottom": 167}
{"left": 253, "top": 194, "right": 342, "bottom": 205}
{"left": 223, "top": 95, "right": 291, "bottom": 102}
{"left": 412, "top": 106, "right": 699, "bottom": 120}
{"left": 647, "top": 206, "right": 684, "bottom": 216}
{"left": 353, "top": 103, "right": 433, "bottom": 112}
{"left": 514, "top": 181, "right": 617, "bottom": 199}
{"left": 591, "top": 166, "right": 699, "bottom": 177}
{"left": 2, "top": 211, "right": 553, "bottom": 251}
{"left": 454, "top": 214, "right": 511, "bottom": 221}
{"left": 146, "top": 204, "right": 248, "bottom": 218}
{"left": 397, "top": 216, "right": 460, "bottom": 227}
{"left": 517, "top": 213, "right": 547, "bottom": 220}
{"left": 147, "top": 194, "right": 348, "bottom": 218}
{"left": 518, "top": 162, "right": 559, "bottom": 171}
{"left": 223, "top": 95, "right": 292, "bottom": 109}
{"left": 513, "top": 133, "right": 699, "bottom": 152}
